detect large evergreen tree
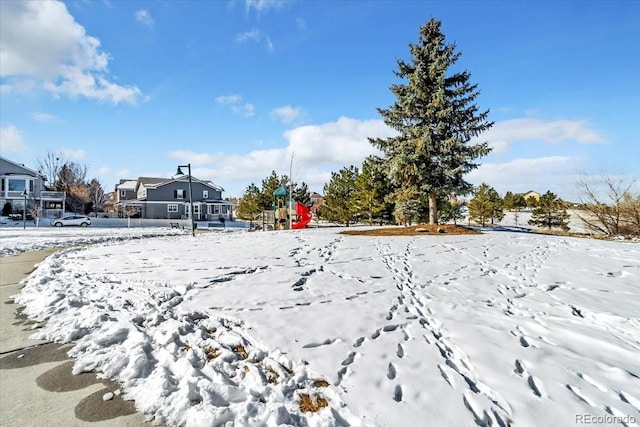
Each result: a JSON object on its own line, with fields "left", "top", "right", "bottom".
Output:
{"left": 370, "top": 18, "right": 493, "bottom": 224}
{"left": 528, "top": 191, "right": 570, "bottom": 230}
{"left": 323, "top": 166, "right": 358, "bottom": 226}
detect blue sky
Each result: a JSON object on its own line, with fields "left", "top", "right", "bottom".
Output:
{"left": 1, "top": 0, "right": 638, "bottom": 201}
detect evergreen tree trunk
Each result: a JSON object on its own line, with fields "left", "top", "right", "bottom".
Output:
{"left": 429, "top": 193, "right": 438, "bottom": 225}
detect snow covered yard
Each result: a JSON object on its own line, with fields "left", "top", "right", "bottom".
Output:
{"left": 0, "top": 226, "right": 185, "bottom": 257}
{"left": 11, "top": 228, "right": 640, "bottom": 426}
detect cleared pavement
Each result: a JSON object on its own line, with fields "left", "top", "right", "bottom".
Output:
{"left": 0, "top": 250, "right": 151, "bottom": 427}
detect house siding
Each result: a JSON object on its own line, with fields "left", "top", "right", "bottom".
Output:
{"left": 146, "top": 181, "right": 222, "bottom": 202}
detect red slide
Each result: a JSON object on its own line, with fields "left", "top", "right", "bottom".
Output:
{"left": 292, "top": 201, "right": 312, "bottom": 229}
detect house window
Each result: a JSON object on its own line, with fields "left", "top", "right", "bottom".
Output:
{"left": 203, "top": 190, "right": 208, "bottom": 199}
{"left": 167, "top": 204, "right": 178, "bottom": 213}
{"left": 174, "top": 189, "right": 185, "bottom": 199}
{"left": 120, "top": 190, "right": 126, "bottom": 197}
{"left": 29, "top": 180, "right": 34, "bottom": 192}
{"left": 8, "top": 179, "right": 26, "bottom": 192}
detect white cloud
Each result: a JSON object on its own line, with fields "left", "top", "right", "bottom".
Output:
{"left": 468, "top": 156, "right": 584, "bottom": 201}
{"left": 97, "top": 167, "right": 111, "bottom": 175}
{"left": 134, "top": 10, "right": 154, "bottom": 29}
{"left": 232, "top": 103, "right": 255, "bottom": 117}
{"left": 215, "top": 94, "right": 242, "bottom": 105}
{"left": 32, "top": 112, "right": 59, "bottom": 123}
{"left": 165, "top": 116, "right": 396, "bottom": 196}
{"left": 244, "top": 0, "right": 288, "bottom": 13}
{"left": 477, "top": 118, "right": 604, "bottom": 153}
{"left": 215, "top": 94, "right": 255, "bottom": 117}
{"left": 236, "top": 29, "right": 261, "bottom": 43}
{"left": 271, "top": 105, "right": 305, "bottom": 124}
{"left": 0, "top": 0, "right": 142, "bottom": 105}
{"left": 235, "top": 28, "right": 274, "bottom": 51}
{"left": 0, "top": 125, "right": 27, "bottom": 153}
{"left": 59, "top": 148, "right": 86, "bottom": 160}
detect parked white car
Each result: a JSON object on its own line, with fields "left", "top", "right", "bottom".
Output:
{"left": 51, "top": 215, "right": 91, "bottom": 227}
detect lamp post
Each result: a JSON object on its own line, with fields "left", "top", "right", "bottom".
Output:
{"left": 176, "top": 164, "right": 195, "bottom": 237}
{"left": 21, "top": 189, "right": 28, "bottom": 230}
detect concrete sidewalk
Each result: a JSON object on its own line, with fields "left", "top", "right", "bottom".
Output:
{"left": 0, "top": 250, "right": 150, "bottom": 427}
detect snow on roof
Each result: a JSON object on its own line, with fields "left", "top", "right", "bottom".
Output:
{"left": 116, "top": 180, "right": 138, "bottom": 190}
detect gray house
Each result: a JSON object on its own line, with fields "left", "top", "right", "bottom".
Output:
{"left": 121, "top": 176, "right": 233, "bottom": 220}
{"left": 0, "top": 156, "right": 66, "bottom": 218}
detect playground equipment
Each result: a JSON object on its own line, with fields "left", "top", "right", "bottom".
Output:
{"left": 261, "top": 186, "right": 312, "bottom": 230}
{"left": 292, "top": 201, "right": 312, "bottom": 229}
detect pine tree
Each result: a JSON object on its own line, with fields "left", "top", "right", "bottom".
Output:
{"left": 236, "top": 183, "right": 262, "bottom": 222}
{"left": 438, "top": 199, "right": 465, "bottom": 224}
{"left": 469, "top": 183, "right": 502, "bottom": 227}
{"left": 503, "top": 191, "right": 515, "bottom": 210}
{"left": 323, "top": 166, "right": 358, "bottom": 226}
{"left": 354, "top": 156, "right": 393, "bottom": 225}
{"left": 487, "top": 186, "right": 504, "bottom": 225}
{"left": 528, "top": 191, "right": 570, "bottom": 230}
{"left": 293, "top": 182, "right": 311, "bottom": 207}
{"left": 370, "top": 18, "right": 493, "bottom": 225}
{"left": 259, "top": 171, "right": 281, "bottom": 210}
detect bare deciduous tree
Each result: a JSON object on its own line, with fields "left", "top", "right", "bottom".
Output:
{"left": 577, "top": 174, "right": 639, "bottom": 236}
{"left": 88, "top": 178, "right": 106, "bottom": 216}
{"left": 37, "top": 152, "right": 64, "bottom": 189}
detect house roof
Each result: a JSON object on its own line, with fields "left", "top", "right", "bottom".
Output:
{"left": 0, "top": 156, "right": 43, "bottom": 178}
{"left": 116, "top": 180, "right": 138, "bottom": 190}
{"left": 516, "top": 190, "right": 541, "bottom": 197}
{"left": 136, "top": 176, "right": 224, "bottom": 192}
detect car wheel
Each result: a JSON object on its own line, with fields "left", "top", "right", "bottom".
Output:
{"left": 81, "top": 222, "right": 89, "bottom": 227}
{"left": 55, "top": 222, "right": 62, "bottom": 227}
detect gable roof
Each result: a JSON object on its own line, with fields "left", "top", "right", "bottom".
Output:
{"left": 116, "top": 180, "right": 138, "bottom": 191}
{"left": 135, "top": 176, "right": 224, "bottom": 192}
{"left": 0, "top": 156, "right": 43, "bottom": 178}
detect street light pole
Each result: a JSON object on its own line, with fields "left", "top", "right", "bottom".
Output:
{"left": 22, "top": 189, "right": 28, "bottom": 230}
{"left": 176, "top": 164, "right": 195, "bottom": 237}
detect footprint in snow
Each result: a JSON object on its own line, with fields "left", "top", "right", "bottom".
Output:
{"left": 566, "top": 384, "right": 595, "bottom": 407}
{"left": 528, "top": 375, "right": 546, "bottom": 398}
{"left": 341, "top": 351, "right": 358, "bottom": 366}
{"left": 393, "top": 385, "right": 403, "bottom": 402}
{"left": 387, "top": 363, "right": 397, "bottom": 380}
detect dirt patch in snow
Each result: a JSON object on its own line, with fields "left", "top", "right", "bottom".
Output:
{"left": 340, "top": 224, "right": 480, "bottom": 236}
